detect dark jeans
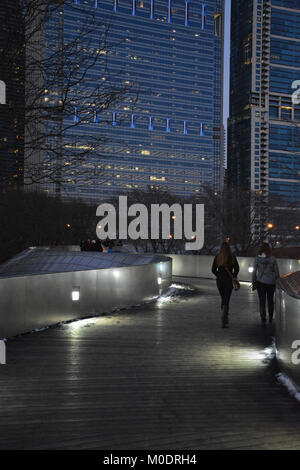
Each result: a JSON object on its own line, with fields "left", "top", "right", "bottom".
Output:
{"left": 216, "top": 278, "right": 233, "bottom": 308}
{"left": 256, "top": 281, "right": 276, "bottom": 320}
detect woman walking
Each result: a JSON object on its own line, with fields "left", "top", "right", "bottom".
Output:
{"left": 212, "top": 242, "right": 240, "bottom": 328}
{"left": 252, "top": 242, "right": 280, "bottom": 327}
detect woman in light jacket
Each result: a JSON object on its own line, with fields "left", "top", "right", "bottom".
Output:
{"left": 252, "top": 242, "right": 280, "bottom": 327}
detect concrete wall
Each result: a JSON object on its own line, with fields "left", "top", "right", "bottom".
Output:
{"left": 169, "top": 254, "right": 300, "bottom": 281}
{"left": 0, "top": 257, "right": 172, "bottom": 338}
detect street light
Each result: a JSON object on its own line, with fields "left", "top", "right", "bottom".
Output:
{"left": 296, "top": 225, "right": 300, "bottom": 231}
{"left": 266, "top": 223, "right": 275, "bottom": 246}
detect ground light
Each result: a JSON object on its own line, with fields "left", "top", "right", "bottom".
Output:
{"left": 72, "top": 287, "right": 80, "bottom": 301}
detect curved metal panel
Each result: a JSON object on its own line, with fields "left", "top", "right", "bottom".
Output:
{"left": 276, "top": 287, "right": 300, "bottom": 389}
{"left": 0, "top": 255, "right": 172, "bottom": 338}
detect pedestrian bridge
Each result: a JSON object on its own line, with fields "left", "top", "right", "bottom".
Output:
{"left": 0, "top": 252, "right": 300, "bottom": 449}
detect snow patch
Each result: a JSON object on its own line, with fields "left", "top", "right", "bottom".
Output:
{"left": 276, "top": 372, "right": 300, "bottom": 403}
{"left": 260, "top": 337, "right": 277, "bottom": 363}
{"left": 157, "top": 283, "right": 197, "bottom": 305}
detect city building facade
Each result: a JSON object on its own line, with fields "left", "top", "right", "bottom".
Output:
{"left": 228, "top": 0, "right": 300, "bottom": 204}
{"left": 30, "top": 0, "right": 224, "bottom": 202}
{"left": 0, "top": 1, "right": 24, "bottom": 190}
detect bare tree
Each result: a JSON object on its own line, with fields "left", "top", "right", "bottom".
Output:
{"left": 0, "top": 187, "right": 97, "bottom": 263}
{"left": 1, "top": 0, "right": 138, "bottom": 192}
{"left": 196, "top": 185, "right": 268, "bottom": 255}
{"left": 198, "top": 184, "right": 300, "bottom": 255}
{"left": 108, "top": 187, "right": 187, "bottom": 254}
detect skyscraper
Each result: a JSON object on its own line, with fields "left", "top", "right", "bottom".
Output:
{"left": 228, "top": 0, "right": 300, "bottom": 204}
{"left": 27, "top": 0, "right": 224, "bottom": 202}
{"left": 0, "top": 1, "right": 24, "bottom": 190}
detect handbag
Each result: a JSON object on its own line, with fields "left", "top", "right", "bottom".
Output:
{"left": 251, "top": 263, "right": 267, "bottom": 291}
{"left": 225, "top": 267, "right": 240, "bottom": 291}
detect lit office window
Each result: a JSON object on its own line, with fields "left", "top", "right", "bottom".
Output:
{"left": 214, "top": 12, "right": 221, "bottom": 37}
{"left": 166, "top": 118, "right": 171, "bottom": 133}
{"left": 132, "top": 0, "right": 136, "bottom": 16}
{"left": 185, "top": 0, "right": 189, "bottom": 27}
{"left": 201, "top": 3, "right": 206, "bottom": 30}
{"left": 112, "top": 112, "right": 117, "bottom": 126}
{"left": 113, "top": 0, "right": 118, "bottom": 13}
{"left": 183, "top": 120, "right": 188, "bottom": 134}
{"left": 200, "top": 122, "right": 205, "bottom": 136}
{"left": 130, "top": 113, "right": 136, "bottom": 128}
{"left": 168, "top": 0, "right": 172, "bottom": 23}
{"left": 150, "top": 0, "right": 154, "bottom": 19}
{"left": 149, "top": 116, "right": 154, "bottom": 130}
{"left": 73, "top": 106, "right": 79, "bottom": 122}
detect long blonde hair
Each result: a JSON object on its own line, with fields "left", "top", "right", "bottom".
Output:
{"left": 217, "top": 242, "right": 234, "bottom": 267}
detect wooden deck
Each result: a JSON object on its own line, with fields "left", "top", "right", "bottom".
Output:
{"left": 1, "top": 278, "right": 300, "bottom": 450}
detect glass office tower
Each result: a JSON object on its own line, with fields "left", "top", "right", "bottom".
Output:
{"left": 33, "top": 0, "right": 224, "bottom": 202}
{"left": 0, "top": 1, "right": 24, "bottom": 190}
{"left": 228, "top": 0, "right": 300, "bottom": 204}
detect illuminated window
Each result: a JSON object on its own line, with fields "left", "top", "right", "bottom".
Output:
{"left": 183, "top": 121, "right": 188, "bottom": 134}
{"left": 130, "top": 113, "right": 135, "bottom": 128}
{"left": 73, "top": 106, "right": 79, "bottom": 122}
{"left": 94, "top": 0, "right": 99, "bottom": 7}
{"left": 166, "top": 118, "right": 171, "bottom": 133}
{"left": 168, "top": 0, "right": 172, "bottom": 23}
{"left": 200, "top": 122, "right": 204, "bottom": 136}
{"left": 185, "top": 0, "right": 189, "bottom": 26}
{"left": 113, "top": 0, "right": 118, "bottom": 13}
{"left": 149, "top": 116, "right": 154, "bottom": 130}
{"left": 112, "top": 112, "right": 117, "bottom": 126}
{"left": 214, "top": 12, "right": 221, "bottom": 37}
{"left": 93, "top": 110, "right": 98, "bottom": 123}
{"left": 150, "top": 0, "right": 154, "bottom": 19}
{"left": 201, "top": 3, "right": 206, "bottom": 30}
{"left": 132, "top": 0, "right": 136, "bottom": 15}
{"left": 150, "top": 176, "right": 166, "bottom": 182}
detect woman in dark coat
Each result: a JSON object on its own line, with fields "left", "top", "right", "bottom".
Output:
{"left": 212, "top": 242, "right": 240, "bottom": 328}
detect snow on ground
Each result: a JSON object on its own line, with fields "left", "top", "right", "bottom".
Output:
{"left": 156, "top": 283, "right": 198, "bottom": 305}
{"left": 260, "top": 337, "right": 277, "bottom": 364}
{"left": 261, "top": 338, "right": 300, "bottom": 403}
{"left": 275, "top": 372, "right": 300, "bottom": 403}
